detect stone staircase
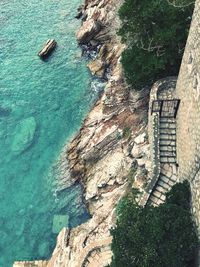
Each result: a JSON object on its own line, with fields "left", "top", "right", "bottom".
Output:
{"left": 77, "top": 237, "right": 112, "bottom": 267}
{"left": 148, "top": 117, "right": 178, "bottom": 206}
{"left": 83, "top": 246, "right": 112, "bottom": 267}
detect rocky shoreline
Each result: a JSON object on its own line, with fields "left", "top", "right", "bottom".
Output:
{"left": 13, "top": 0, "right": 150, "bottom": 266}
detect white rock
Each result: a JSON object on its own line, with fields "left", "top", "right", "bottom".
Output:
{"left": 131, "top": 145, "right": 143, "bottom": 158}
{"left": 134, "top": 132, "right": 146, "bottom": 145}
{"left": 137, "top": 158, "right": 146, "bottom": 167}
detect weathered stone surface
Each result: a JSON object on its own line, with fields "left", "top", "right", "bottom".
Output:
{"left": 134, "top": 166, "right": 148, "bottom": 189}
{"left": 134, "top": 132, "right": 146, "bottom": 145}
{"left": 85, "top": 149, "right": 131, "bottom": 201}
{"left": 87, "top": 59, "right": 105, "bottom": 78}
{"left": 175, "top": 1, "right": 200, "bottom": 234}
{"left": 131, "top": 145, "right": 143, "bottom": 158}
{"left": 76, "top": 19, "right": 102, "bottom": 44}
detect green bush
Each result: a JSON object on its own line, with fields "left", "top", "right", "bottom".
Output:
{"left": 109, "top": 181, "right": 198, "bottom": 267}
{"left": 122, "top": 127, "right": 131, "bottom": 139}
{"left": 118, "top": 0, "right": 194, "bottom": 89}
{"left": 127, "top": 167, "right": 136, "bottom": 186}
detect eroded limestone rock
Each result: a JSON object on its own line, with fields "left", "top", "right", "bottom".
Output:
{"left": 76, "top": 19, "right": 102, "bottom": 44}
{"left": 87, "top": 59, "right": 105, "bottom": 78}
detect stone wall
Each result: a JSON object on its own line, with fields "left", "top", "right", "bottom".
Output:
{"left": 175, "top": 0, "right": 200, "bottom": 234}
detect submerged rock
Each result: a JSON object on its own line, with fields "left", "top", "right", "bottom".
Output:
{"left": 38, "top": 242, "right": 50, "bottom": 258}
{"left": 52, "top": 214, "right": 69, "bottom": 234}
{"left": 15, "top": 219, "right": 25, "bottom": 236}
{"left": 0, "top": 106, "right": 11, "bottom": 117}
{"left": 11, "top": 117, "right": 37, "bottom": 155}
{"left": 0, "top": 230, "right": 8, "bottom": 242}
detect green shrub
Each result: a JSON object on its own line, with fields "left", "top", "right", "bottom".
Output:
{"left": 118, "top": 0, "right": 194, "bottom": 89}
{"left": 127, "top": 167, "right": 136, "bottom": 186}
{"left": 122, "top": 127, "right": 131, "bottom": 139}
{"left": 109, "top": 181, "right": 198, "bottom": 267}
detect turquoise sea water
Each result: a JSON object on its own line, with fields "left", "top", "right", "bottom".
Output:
{"left": 0, "top": 0, "right": 99, "bottom": 266}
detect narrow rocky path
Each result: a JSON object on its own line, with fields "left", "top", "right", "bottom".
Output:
{"left": 82, "top": 245, "right": 112, "bottom": 267}
{"left": 148, "top": 117, "right": 178, "bottom": 206}
{"left": 78, "top": 237, "right": 112, "bottom": 267}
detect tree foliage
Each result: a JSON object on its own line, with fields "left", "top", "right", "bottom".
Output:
{"left": 118, "top": 0, "right": 194, "bottom": 89}
{"left": 109, "top": 181, "right": 198, "bottom": 267}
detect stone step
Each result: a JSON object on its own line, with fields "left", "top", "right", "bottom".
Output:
{"left": 160, "top": 157, "right": 176, "bottom": 164}
{"left": 160, "top": 146, "right": 176, "bottom": 153}
{"left": 157, "top": 179, "right": 171, "bottom": 190}
{"left": 159, "top": 143, "right": 176, "bottom": 149}
{"left": 160, "top": 139, "right": 176, "bottom": 146}
{"left": 148, "top": 170, "right": 178, "bottom": 206}
{"left": 150, "top": 191, "right": 166, "bottom": 203}
{"left": 160, "top": 153, "right": 176, "bottom": 158}
{"left": 149, "top": 195, "right": 165, "bottom": 206}
{"left": 160, "top": 174, "right": 172, "bottom": 183}
{"left": 167, "top": 176, "right": 177, "bottom": 183}
{"left": 160, "top": 173, "right": 176, "bottom": 185}
{"left": 160, "top": 150, "right": 176, "bottom": 157}
{"left": 148, "top": 196, "right": 160, "bottom": 206}
{"left": 151, "top": 190, "right": 166, "bottom": 201}
{"left": 160, "top": 122, "right": 176, "bottom": 127}
{"left": 152, "top": 189, "right": 162, "bottom": 199}
{"left": 159, "top": 128, "right": 176, "bottom": 135}
{"left": 160, "top": 134, "right": 176, "bottom": 140}
{"left": 159, "top": 123, "right": 176, "bottom": 130}
{"left": 155, "top": 185, "right": 167, "bottom": 194}
{"left": 160, "top": 117, "right": 176, "bottom": 123}
{"left": 159, "top": 122, "right": 176, "bottom": 130}
{"left": 159, "top": 121, "right": 176, "bottom": 126}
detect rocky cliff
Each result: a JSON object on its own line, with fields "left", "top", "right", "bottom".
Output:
{"left": 13, "top": 0, "right": 150, "bottom": 266}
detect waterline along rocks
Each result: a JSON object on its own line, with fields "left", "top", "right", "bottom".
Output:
{"left": 13, "top": 0, "right": 150, "bottom": 266}
{"left": 1, "top": 0, "right": 94, "bottom": 265}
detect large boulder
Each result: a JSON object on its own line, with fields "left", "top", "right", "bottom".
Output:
{"left": 11, "top": 117, "right": 37, "bottom": 155}
{"left": 76, "top": 19, "right": 102, "bottom": 44}
{"left": 87, "top": 59, "right": 105, "bottom": 78}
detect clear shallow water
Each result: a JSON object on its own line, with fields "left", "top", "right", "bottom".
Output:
{"left": 0, "top": 0, "right": 98, "bottom": 266}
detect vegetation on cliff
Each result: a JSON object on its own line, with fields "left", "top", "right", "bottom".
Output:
{"left": 108, "top": 181, "right": 198, "bottom": 267}
{"left": 118, "top": 0, "right": 194, "bottom": 89}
